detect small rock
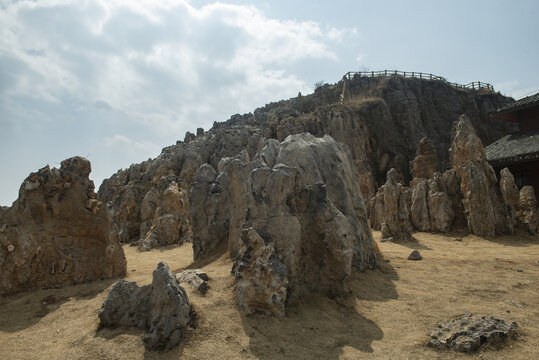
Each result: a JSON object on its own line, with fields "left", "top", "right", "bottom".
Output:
{"left": 408, "top": 249, "right": 422, "bottom": 260}
{"left": 384, "top": 259, "right": 390, "bottom": 263}
{"left": 7, "top": 244, "right": 15, "bottom": 253}
{"left": 0, "top": 224, "right": 7, "bottom": 232}
{"left": 427, "top": 313, "right": 518, "bottom": 353}
{"left": 454, "top": 237, "right": 462, "bottom": 242}
{"left": 516, "top": 269, "right": 523, "bottom": 273}
{"left": 176, "top": 269, "right": 209, "bottom": 294}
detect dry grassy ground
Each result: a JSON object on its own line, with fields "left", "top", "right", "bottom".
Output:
{"left": 1, "top": 231, "right": 538, "bottom": 360}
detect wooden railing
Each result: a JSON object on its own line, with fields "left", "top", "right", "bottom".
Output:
{"left": 343, "top": 70, "right": 494, "bottom": 92}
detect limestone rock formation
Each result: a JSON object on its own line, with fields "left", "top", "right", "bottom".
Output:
{"left": 232, "top": 227, "right": 288, "bottom": 317}
{"left": 99, "top": 76, "right": 514, "bottom": 246}
{"left": 411, "top": 137, "right": 439, "bottom": 179}
{"left": 517, "top": 186, "right": 538, "bottom": 235}
{"left": 372, "top": 168, "right": 412, "bottom": 241}
{"left": 138, "top": 180, "right": 190, "bottom": 251}
{"left": 191, "top": 134, "right": 376, "bottom": 315}
{"left": 176, "top": 269, "right": 209, "bottom": 294}
{"left": 450, "top": 115, "right": 513, "bottom": 237}
{"left": 0, "top": 157, "right": 126, "bottom": 295}
{"left": 428, "top": 313, "right": 518, "bottom": 353}
{"left": 189, "top": 164, "right": 230, "bottom": 261}
{"left": 99, "top": 262, "right": 192, "bottom": 351}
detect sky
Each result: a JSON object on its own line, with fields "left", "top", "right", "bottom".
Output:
{"left": 1, "top": 0, "right": 538, "bottom": 206}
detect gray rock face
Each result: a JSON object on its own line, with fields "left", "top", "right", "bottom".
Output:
{"left": 98, "top": 262, "right": 192, "bottom": 351}
{"left": 408, "top": 175, "right": 454, "bottom": 233}
{"left": 0, "top": 157, "right": 126, "bottom": 295}
{"left": 191, "top": 134, "right": 376, "bottom": 315}
{"left": 428, "top": 313, "right": 518, "bottom": 353}
{"left": 189, "top": 164, "right": 230, "bottom": 260}
{"left": 176, "top": 269, "right": 209, "bottom": 294}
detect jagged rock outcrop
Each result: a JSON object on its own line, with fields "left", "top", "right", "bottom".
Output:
{"left": 411, "top": 137, "right": 440, "bottom": 179}
{"left": 99, "top": 262, "right": 192, "bottom": 351}
{"left": 0, "top": 157, "right": 126, "bottom": 295}
{"left": 450, "top": 115, "right": 513, "bottom": 237}
{"left": 371, "top": 168, "right": 412, "bottom": 241}
{"left": 99, "top": 76, "right": 514, "bottom": 246}
{"left": 517, "top": 186, "right": 538, "bottom": 235}
{"left": 138, "top": 180, "right": 190, "bottom": 251}
{"left": 428, "top": 313, "right": 518, "bottom": 353}
{"left": 191, "top": 134, "right": 376, "bottom": 315}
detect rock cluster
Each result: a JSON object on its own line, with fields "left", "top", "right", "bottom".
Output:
{"left": 0, "top": 157, "right": 126, "bottom": 295}
{"left": 372, "top": 115, "right": 538, "bottom": 236}
{"left": 427, "top": 313, "right": 518, "bottom": 353}
{"left": 99, "top": 262, "right": 192, "bottom": 351}
{"left": 369, "top": 168, "right": 413, "bottom": 241}
{"left": 190, "top": 133, "right": 377, "bottom": 316}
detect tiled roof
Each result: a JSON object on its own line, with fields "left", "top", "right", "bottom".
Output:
{"left": 485, "top": 129, "right": 539, "bottom": 165}
{"left": 494, "top": 92, "right": 539, "bottom": 114}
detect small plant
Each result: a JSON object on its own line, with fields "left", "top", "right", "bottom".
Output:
{"left": 313, "top": 80, "right": 326, "bottom": 90}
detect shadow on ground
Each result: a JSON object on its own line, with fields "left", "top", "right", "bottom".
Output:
{"left": 0, "top": 278, "right": 116, "bottom": 332}
{"left": 240, "top": 254, "right": 399, "bottom": 359}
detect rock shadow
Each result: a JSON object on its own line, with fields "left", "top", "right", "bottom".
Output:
{"left": 240, "top": 255, "right": 399, "bottom": 359}
{"left": 0, "top": 278, "right": 116, "bottom": 332}
{"left": 387, "top": 235, "right": 433, "bottom": 250}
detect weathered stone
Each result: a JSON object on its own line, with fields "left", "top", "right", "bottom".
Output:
{"left": 232, "top": 227, "right": 288, "bottom": 317}
{"left": 409, "top": 178, "right": 431, "bottom": 232}
{"left": 517, "top": 186, "right": 538, "bottom": 235}
{"left": 411, "top": 137, "right": 439, "bottom": 179}
{"left": 0, "top": 157, "right": 126, "bottom": 295}
{"left": 427, "top": 175, "right": 454, "bottom": 232}
{"left": 428, "top": 313, "right": 518, "bottom": 353}
{"left": 374, "top": 168, "right": 412, "bottom": 241}
{"left": 499, "top": 168, "right": 520, "bottom": 208}
{"left": 189, "top": 164, "right": 230, "bottom": 260}
{"left": 450, "top": 115, "right": 513, "bottom": 237}
{"left": 407, "top": 249, "right": 422, "bottom": 260}
{"left": 176, "top": 269, "right": 209, "bottom": 294}
{"left": 99, "top": 262, "right": 192, "bottom": 351}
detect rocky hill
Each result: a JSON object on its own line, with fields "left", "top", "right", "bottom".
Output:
{"left": 98, "top": 74, "right": 515, "bottom": 246}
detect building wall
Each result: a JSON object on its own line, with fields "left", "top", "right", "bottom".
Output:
{"left": 495, "top": 159, "right": 539, "bottom": 202}
{"left": 518, "top": 106, "right": 539, "bottom": 132}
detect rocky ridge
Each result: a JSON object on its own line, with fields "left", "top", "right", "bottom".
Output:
{"left": 98, "top": 75, "right": 515, "bottom": 249}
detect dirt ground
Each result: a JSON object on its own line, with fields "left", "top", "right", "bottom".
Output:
{"left": 1, "top": 230, "right": 538, "bottom": 360}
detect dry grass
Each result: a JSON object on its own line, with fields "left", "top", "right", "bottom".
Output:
{"left": 1, "top": 231, "right": 538, "bottom": 359}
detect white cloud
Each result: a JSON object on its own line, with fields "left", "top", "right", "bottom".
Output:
{"left": 0, "top": 0, "right": 362, "bottom": 204}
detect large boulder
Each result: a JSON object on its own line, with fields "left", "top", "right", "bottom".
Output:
{"left": 191, "top": 133, "right": 376, "bottom": 315}
{"left": 98, "top": 262, "right": 192, "bottom": 351}
{"left": 449, "top": 115, "right": 513, "bottom": 237}
{"left": 0, "top": 157, "right": 126, "bottom": 295}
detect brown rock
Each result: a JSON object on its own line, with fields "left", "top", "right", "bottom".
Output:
{"left": 407, "top": 249, "right": 422, "bottom": 260}
{"left": 449, "top": 115, "right": 512, "bottom": 237}
{"left": 0, "top": 157, "right": 126, "bottom": 295}
{"left": 411, "top": 138, "right": 440, "bottom": 179}
{"left": 517, "top": 186, "right": 538, "bottom": 235}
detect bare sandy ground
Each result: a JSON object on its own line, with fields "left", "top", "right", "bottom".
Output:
{"left": 1, "top": 231, "right": 538, "bottom": 359}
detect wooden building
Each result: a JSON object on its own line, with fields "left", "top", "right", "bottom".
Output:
{"left": 486, "top": 92, "right": 539, "bottom": 200}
